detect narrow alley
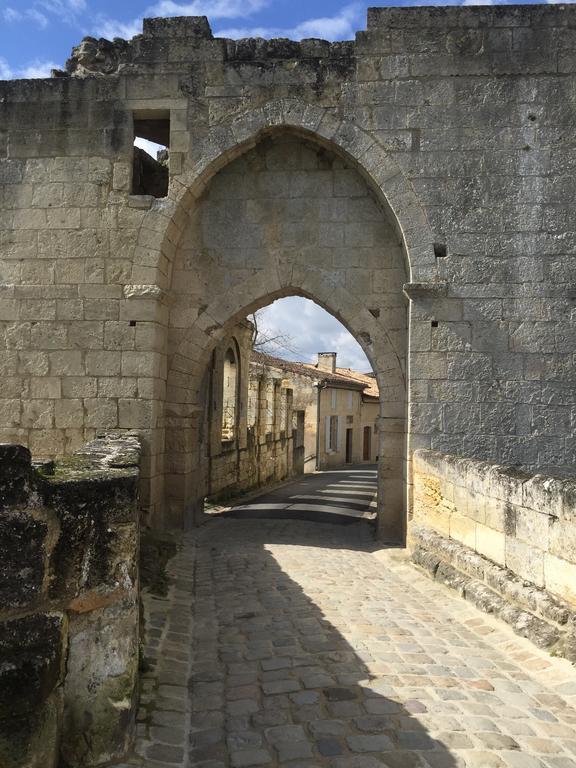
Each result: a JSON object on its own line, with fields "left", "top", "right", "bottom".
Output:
{"left": 132, "top": 472, "right": 576, "bottom": 768}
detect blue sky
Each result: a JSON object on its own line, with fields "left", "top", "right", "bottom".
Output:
{"left": 0, "top": 0, "right": 566, "bottom": 79}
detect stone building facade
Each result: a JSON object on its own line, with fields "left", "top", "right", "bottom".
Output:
{"left": 1, "top": 6, "right": 575, "bottom": 542}
{"left": 253, "top": 350, "right": 380, "bottom": 471}
{"left": 204, "top": 324, "right": 297, "bottom": 500}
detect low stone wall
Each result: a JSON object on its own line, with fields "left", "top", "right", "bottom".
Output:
{"left": 0, "top": 434, "right": 141, "bottom": 768}
{"left": 410, "top": 449, "right": 576, "bottom": 660}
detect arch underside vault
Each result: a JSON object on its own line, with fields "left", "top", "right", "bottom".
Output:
{"left": 156, "top": 127, "right": 414, "bottom": 542}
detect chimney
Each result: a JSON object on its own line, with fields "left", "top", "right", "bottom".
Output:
{"left": 317, "top": 352, "right": 336, "bottom": 373}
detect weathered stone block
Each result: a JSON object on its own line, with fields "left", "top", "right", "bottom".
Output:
{"left": 0, "top": 509, "right": 49, "bottom": 609}
{"left": 0, "top": 613, "right": 65, "bottom": 719}
{"left": 0, "top": 443, "right": 31, "bottom": 507}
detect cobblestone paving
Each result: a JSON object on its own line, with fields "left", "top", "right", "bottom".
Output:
{"left": 129, "top": 517, "right": 576, "bottom": 768}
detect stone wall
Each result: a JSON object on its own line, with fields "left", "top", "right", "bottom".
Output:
{"left": 200, "top": 326, "right": 298, "bottom": 502}
{"left": 1, "top": 6, "right": 575, "bottom": 538}
{"left": 410, "top": 449, "right": 576, "bottom": 660}
{"left": 0, "top": 434, "right": 141, "bottom": 768}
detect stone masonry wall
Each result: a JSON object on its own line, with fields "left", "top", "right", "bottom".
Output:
{"left": 0, "top": 6, "right": 575, "bottom": 536}
{"left": 410, "top": 448, "right": 576, "bottom": 660}
{"left": 0, "top": 434, "right": 141, "bottom": 768}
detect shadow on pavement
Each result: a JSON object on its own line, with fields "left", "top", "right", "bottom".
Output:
{"left": 188, "top": 517, "right": 460, "bottom": 768}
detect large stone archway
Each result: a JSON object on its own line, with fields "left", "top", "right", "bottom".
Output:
{"left": 160, "top": 130, "right": 413, "bottom": 541}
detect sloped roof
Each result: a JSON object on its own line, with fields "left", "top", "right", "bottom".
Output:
{"left": 251, "top": 351, "right": 379, "bottom": 399}
{"left": 334, "top": 367, "right": 379, "bottom": 399}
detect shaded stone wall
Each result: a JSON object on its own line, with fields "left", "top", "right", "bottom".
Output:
{"left": 206, "top": 328, "right": 297, "bottom": 501}
{"left": 0, "top": 434, "right": 141, "bottom": 768}
{"left": 410, "top": 449, "right": 576, "bottom": 660}
{"left": 0, "top": 6, "right": 575, "bottom": 537}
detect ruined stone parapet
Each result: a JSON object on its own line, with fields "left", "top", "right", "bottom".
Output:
{"left": 0, "top": 434, "right": 141, "bottom": 768}
{"left": 410, "top": 449, "right": 576, "bottom": 660}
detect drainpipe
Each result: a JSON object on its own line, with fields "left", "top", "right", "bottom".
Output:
{"left": 315, "top": 380, "right": 327, "bottom": 471}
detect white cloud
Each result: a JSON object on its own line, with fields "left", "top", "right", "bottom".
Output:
{"left": 216, "top": 2, "right": 364, "bottom": 41}
{"left": 3, "top": 6, "right": 49, "bottom": 27}
{"left": 95, "top": 16, "right": 144, "bottom": 39}
{"left": 0, "top": 58, "right": 13, "bottom": 79}
{"left": 148, "top": 0, "right": 269, "bottom": 18}
{"left": 37, "top": 0, "right": 86, "bottom": 13}
{"left": 3, "top": 7, "right": 21, "bottom": 22}
{"left": 19, "top": 59, "right": 59, "bottom": 78}
{"left": 255, "top": 297, "right": 371, "bottom": 372}
{"left": 0, "top": 57, "right": 60, "bottom": 79}
{"left": 95, "top": 0, "right": 270, "bottom": 42}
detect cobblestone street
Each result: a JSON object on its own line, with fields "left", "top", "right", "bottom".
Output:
{"left": 131, "top": 477, "right": 576, "bottom": 768}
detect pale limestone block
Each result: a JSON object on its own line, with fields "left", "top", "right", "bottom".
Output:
{"left": 0, "top": 399, "right": 20, "bottom": 426}
{"left": 98, "top": 377, "right": 138, "bottom": 398}
{"left": 21, "top": 399, "right": 53, "bottom": 428}
{"left": 18, "top": 351, "right": 49, "bottom": 376}
{"left": 84, "top": 398, "right": 118, "bottom": 428}
{"left": 46, "top": 208, "right": 81, "bottom": 229}
{"left": 21, "top": 260, "right": 54, "bottom": 284}
{"left": 104, "top": 322, "right": 136, "bottom": 351}
{"left": 84, "top": 299, "right": 119, "bottom": 321}
{"left": 449, "top": 513, "right": 476, "bottom": 549}
{"left": 544, "top": 553, "right": 576, "bottom": 606}
{"left": 54, "top": 399, "right": 84, "bottom": 428}
{"left": 1, "top": 378, "right": 28, "bottom": 399}
{"left": 522, "top": 475, "right": 564, "bottom": 520}
{"left": 49, "top": 351, "right": 84, "bottom": 377}
{"left": 119, "top": 299, "right": 168, "bottom": 323}
{"left": 514, "top": 506, "right": 550, "bottom": 549}
{"left": 31, "top": 182, "right": 63, "bottom": 208}
{"left": 30, "top": 323, "right": 67, "bottom": 350}
{"left": 0, "top": 299, "right": 18, "bottom": 321}
{"left": 55, "top": 260, "right": 85, "bottom": 285}
{"left": 64, "top": 427, "right": 87, "bottom": 453}
{"left": 475, "top": 523, "right": 505, "bottom": 566}
{"left": 13, "top": 208, "right": 47, "bottom": 229}
{"left": 548, "top": 515, "right": 576, "bottom": 565}
{"left": 29, "top": 429, "right": 65, "bottom": 456}
{"left": 30, "top": 377, "right": 61, "bottom": 399}
{"left": 135, "top": 322, "right": 166, "bottom": 351}
{"left": 88, "top": 157, "right": 112, "bottom": 185}
{"left": 68, "top": 321, "right": 104, "bottom": 349}
{"left": 20, "top": 300, "right": 56, "bottom": 322}
{"left": 118, "top": 399, "right": 155, "bottom": 428}
{"left": 121, "top": 351, "right": 166, "bottom": 378}
{"left": 505, "top": 537, "right": 545, "bottom": 587}
{"left": 85, "top": 351, "right": 121, "bottom": 376}
{"left": 4, "top": 323, "right": 30, "bottom": 349}
{"left": 137, "top": 378, "right": 166, "bottom": 400}
{"left": 484, "top": 497, "right": 508, "bottom": 533}
{"left": 62, "top": 377, "right": 97, "bottom": 398}
{"left": 56, "top": 300, "right": 84, "bottom": 321}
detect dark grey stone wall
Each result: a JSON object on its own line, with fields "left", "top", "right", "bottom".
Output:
{"left": 0, "top": 434, "right": 141, "bottom": 768}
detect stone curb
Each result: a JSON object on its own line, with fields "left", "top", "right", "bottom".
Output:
{"left": 409, "top": 524, "right": 576, "bottom": 663}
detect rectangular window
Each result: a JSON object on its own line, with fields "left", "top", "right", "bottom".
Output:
{"left": 347, "top": 391, "right": 353, "bottom": 410}
{"left": 132, "top": 110, "right": 170, "bottom": 197}
{"left": 329, "top": 415, "right": 339, "bottom": 451}
{"left": 331, "top": 389, "right": 337, "bottom": 409}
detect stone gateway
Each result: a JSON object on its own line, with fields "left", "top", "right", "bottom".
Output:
{"left": 1, "top": 5, "right": 575, "bottom": 543}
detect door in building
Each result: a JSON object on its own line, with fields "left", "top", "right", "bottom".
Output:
{"left": 346, "top": 428, "right": 353, "bottom": 463}
{"left": 293, "top": 411, "right": 305, "bottom": 474}
{"left": 363, "top": 426, "right": 371, "bottom": 461}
